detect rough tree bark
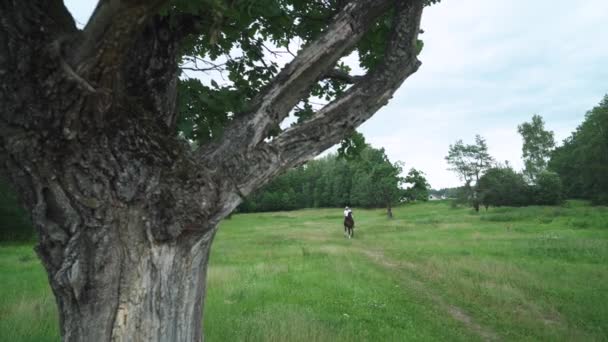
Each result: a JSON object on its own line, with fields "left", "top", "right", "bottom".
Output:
{"left": 0, "top": 0, "right": 424, "bottom": 340}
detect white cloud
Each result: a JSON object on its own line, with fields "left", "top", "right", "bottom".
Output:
{"left": 357, "top": 0, "right": 608, "bottom": 189}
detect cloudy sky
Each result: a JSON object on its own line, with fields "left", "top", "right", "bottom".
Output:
{"left": 65, "top": 1, "right": 608, "bottom": 189}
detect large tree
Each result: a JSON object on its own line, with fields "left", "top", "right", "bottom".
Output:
{"left": 445, "top": 135, "right": 494, "bottom": 211}
{"left": 0, "top": 0, "right": 433, "bottom": 340}
{"left": 352, "top": 147, "right": 404, "bottom": 218}
{"left": 518, "top": 114, "right": 555, "bottom": 182}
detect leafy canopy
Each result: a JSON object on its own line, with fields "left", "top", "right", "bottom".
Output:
{"left": 549, "top": 95, "right": 608, "bottom": 204}
{"left": 240, "top": 145, "right": 412, "bottom": 212}
{"left": 477, "top": 166, "right": 529, "bottom": 207}
{"left": 170, "top": 0, "right": 438, "bottom": 144}
{"left": 403, "top": 168, "right": 430, "bottom": 201}
{"left": 518, "top": 114, "right": 555, "bottom": 182}
{"left": 445, "top": 135, "right": 494, "bottom": 185}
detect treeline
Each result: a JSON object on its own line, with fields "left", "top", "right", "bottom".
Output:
{"left": 477, "top": 166, "right": 563, "bottom": 208}
{"left": 447, "top": 94, "right": 608, "bottom": 210}
{"left": 240, "top": 146, "right": 430, "bottom": 216}
{"left": 549, "top": 96, "right": 608, "bottom": 204}
{"left": 429, "top": 187, "right": 461, "bottom": 199}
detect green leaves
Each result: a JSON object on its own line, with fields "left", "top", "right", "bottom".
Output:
{"left": 445, "top": 135, "right": 494, "bottom": 184}
{"left": 549, "top": 95, "right": 608, "bottom": 204}
{"left": 403, "top": 168, "right": 430, "bottom": 201}
{"left": 177, "top": 78, "right": 247, "bottom": 143}
{"left": 518, "top": 114, "right": 555, "bottom": 182}
{"left": 337, "top": 131, "right": 367, "bottom": 161}
{"left": 477, "top": 167, "right": 530, "bottom": 207}
{"left": 174, "top": 0, "right": 437, "bottom": 145}
{"left": 293, "top": 100, "right": 314, "bottom": 124}
{"left": 357, "top": 13, "right": 392, "bottom": 70}
{"left": 240, "top": 145, "right": 408, "bottom": 212}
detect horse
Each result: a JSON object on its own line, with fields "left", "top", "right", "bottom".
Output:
{"left": 344, "top": 212, "right": 355, "bottom": 239}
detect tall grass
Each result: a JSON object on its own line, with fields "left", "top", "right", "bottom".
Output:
{"left": 1, "top": 201, "right": 607, "bottom": 341}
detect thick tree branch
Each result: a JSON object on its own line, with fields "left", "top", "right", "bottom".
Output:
{"left": 122, "top": 15, "right": 185, "bottom": 128}
{"left": 273, "top": 0, "right": 425, "bottom": 168}
{"left": 72, "top": 0, "right": 170, "bottom": 91}
{"left": 199, "top": 0, "right": 393, "bottom": 160}
{"left": 196, "top": 0, "right": 425, "bottom": 207}
{"left": 0, "top": 1, "right": 77, "bottom": 47}
{"left": 0, "top": 1, "right": 79, "bottom": 137}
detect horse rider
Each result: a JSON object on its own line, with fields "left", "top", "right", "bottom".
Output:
{"left": 344, "top": 206, "right": 353, "bottom": 218}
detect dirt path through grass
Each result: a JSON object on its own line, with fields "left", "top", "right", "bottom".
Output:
{"left": 359, "top": 248, "right": 500, "bottom": 341}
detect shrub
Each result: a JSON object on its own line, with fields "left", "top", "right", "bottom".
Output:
{"left": 477, "top": 167, "right": 530, "bottom": 207}
{"left": 532, "top": 171, "right": 563, "bottom": 205}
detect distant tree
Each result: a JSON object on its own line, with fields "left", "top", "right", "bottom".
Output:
{"left": 350, "top": 170, "right": 373, "bottom": 207}
{"left": 445, "top": 135, "right": 494, "bottom": 211}
{"left": 532, "top": 171, "right": 563, "bottom": 205}
{"left": 478, "top": 167, "right": 563, "bottom": 208}
{"left": 518, "top": 115, "right": 556, "bottom": 182}
{"left": 241, "top": 145, "right": 407, "bottom": 214}
{"left": 376, "top": 161, "right": 405, "bottom": 218}
{"left": 403, "top": 168, "right": 430, "bottom": 202}
{"left": 430, "top": 187, "right": 461, "bottom": 199}
{"left": 477, "top": 166, "right": 529, "bottom": 208}
{"left": 549, "top": 95, "right": 608, "bottom": 204}
{"left": 353, "top": 148, "right": 404, "bottom": 218}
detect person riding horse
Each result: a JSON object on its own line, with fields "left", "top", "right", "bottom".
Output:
{"left": 344, "top": 206, "right": 355, "bottom": 238}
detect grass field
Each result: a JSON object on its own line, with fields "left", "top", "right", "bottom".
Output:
{"left": 1, "top": 201, "right": 607, "bottom": 341}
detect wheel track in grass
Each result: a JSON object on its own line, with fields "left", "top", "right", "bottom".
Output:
{"left": 358, "top": 248, "right": 500, "bottom": 341}
{"left": 295, "top": 226, "right": 570, "bottom": 341}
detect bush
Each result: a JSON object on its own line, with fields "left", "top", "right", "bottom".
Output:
{"left": 477, "top": 167, "right": 530, "bottom": 207}
{"left": 477, "top": 168, "right": 565, "bottom": 209}
{"left": 532, "top": 171, "right": 563, "bottom": 205}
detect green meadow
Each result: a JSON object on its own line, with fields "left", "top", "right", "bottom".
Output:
{"left": 1, "top": 201, "right": 607, "bottom": 341}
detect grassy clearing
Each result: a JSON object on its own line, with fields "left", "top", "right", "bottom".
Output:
{"left": 1, "top": 201, "right": 607, "bottom": 341}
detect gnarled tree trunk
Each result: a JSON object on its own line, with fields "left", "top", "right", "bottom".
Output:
{"left": 0, "top": 0, "right": 425, "bottom": 340}
{"left": 53, "top": 213, "right": 216, "bottom": 341}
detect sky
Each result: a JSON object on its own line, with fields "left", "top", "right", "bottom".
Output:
{"left": 65, "top": 0, "right": 608, "bottom": 189}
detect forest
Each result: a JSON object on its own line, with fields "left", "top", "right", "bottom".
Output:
{"left": 239, "top": 143, "right": 429, "bottom": 214}
{"left": 238, "top": 95, "right": 608, "bottom": 213}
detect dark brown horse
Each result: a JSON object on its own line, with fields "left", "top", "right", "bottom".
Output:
{"left": 344, "top": 212, "right": 354, "bottom": 238}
